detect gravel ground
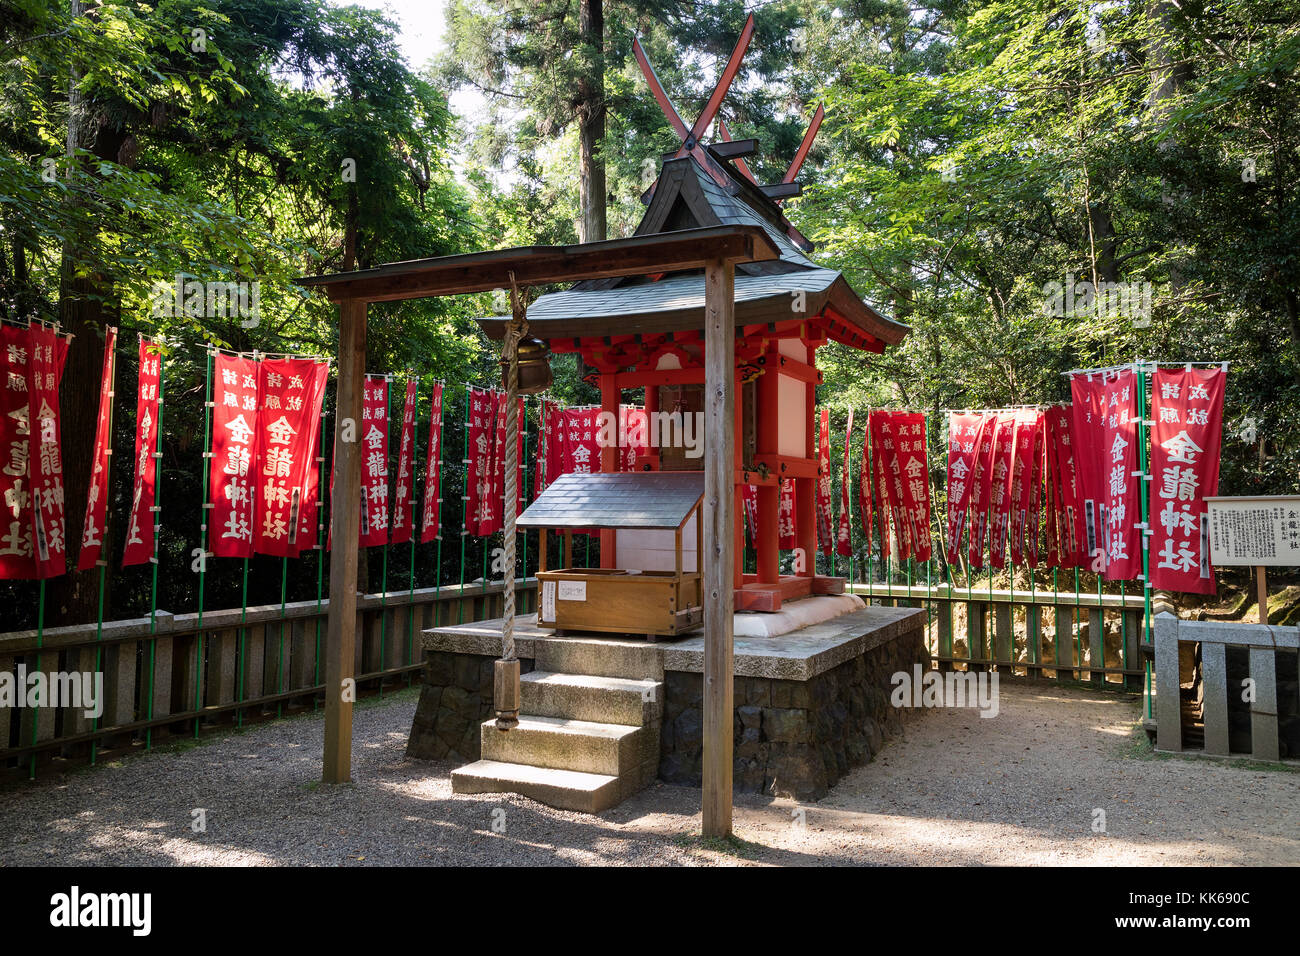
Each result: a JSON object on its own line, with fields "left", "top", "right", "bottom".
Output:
{"left": 1, "top": 682, "right": 1296, "bottom": 866}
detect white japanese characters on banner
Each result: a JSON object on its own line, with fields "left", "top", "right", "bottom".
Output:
{"left": 390, "top": 378, "right": 418, "bottom": 545}
{"left": 254, "top": 357, "right": 327, "bottom": 557}
{"left": 420, "top": 382, "right": 444, "bottom": 544}
{"left": 78, "top": 327, "right": 117, "bottom": 571}
{"left": 122, "top": 338, "right": 162, "bottom": 567}
{"left": 1150, "top": 366, "right": 1226, "bottom": 592}
{"left": 359, "top": 375, "right": 390, "bottom": 547}
{"left": 209, "top": 353, "right": 259, "bottom": 559}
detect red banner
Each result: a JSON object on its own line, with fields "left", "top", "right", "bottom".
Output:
{"left": 78, "top": 327, "right": 117, "bottom": 571}
{"left": 420, "top": 382, "right": 444, "bottom": 543}
{"left": 1044, "top": 404, "right": 1084, "bottom": 568}
{"left": 966, "top": 414, "right": 996, "bottom": 568}
{"left": 778, "top": 478, "right": 796, "bottom": 549}
{"left": 210, "top": 353, "right": 258, "bottom": 559}
{"left": 816, "top": 408, "right": 833, "bottom": 556}
{"left": 1094, "top": 369, "right": 1142, "bottom": 580}
{"left": 0, "top": 325, "right": 69, "bottom": 578}
{"left": 1150, "top": 366, "right": 1226, "bottom": 593}
{"left": 0, "top": 325, "right": 34, "bottom": 577}
{"left": 122, "top": 338, "right": 162, "bottom": 568}
{"left": 1008, "top": 410, "right": 1043, "bottom": 567}
{"left": 1070, "top": 374, "right": 1107, "bottom": 564}
{"left": 294, "top": 362, "right": 330, "bottom": 551}
{"left": 741, "top": 483, "right": 758, "bottom": 548}
{"left": 360, "top": 374, "right": 390, "bottom": 547}
{"left": 944, "top": 412, "right": 983, "bottom": 564}
{"left": 534, "top": 399, "right": 560, "bottom": 498}
{"left": 894, "top": 412, "right": 932, "bottom": 562}
{"left": 869, "top": 412, "right": 898, "bottom": 558}
{"left": 988, "top": 412, "right": 1016, "bottom": 568}
{"left": 28, "top": 325, "right": 72, "bottom": 577}
{"left": 561, "top": 406, "right": 599, "bottom": 476}
{"left": 253, "top": 357, "right": 327, "bottom": 557}
{"left": 618, "top": 405, "right": 648, "bottom": 472}
{"left": 835, "top": 409, "right": 854, "bottom": 557}
{"left": 390, "top": 379, "right": 418, "bottom": 545}
{"left": 466, "top": 387, "right": 497, "bottom": 536}
{"left": 869, "top": 411, "right": 930, "bottom": 561}
{"left": 858, "top": 421, "right": 872, "bottom": 539}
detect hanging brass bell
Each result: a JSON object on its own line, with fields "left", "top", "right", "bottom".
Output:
{"left": 501, "top": 336, "right": 552, "bottom": 395}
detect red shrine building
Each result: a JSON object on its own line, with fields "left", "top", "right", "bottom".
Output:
{"left": 478, "top": 17, "right": 908, "bottom": 612}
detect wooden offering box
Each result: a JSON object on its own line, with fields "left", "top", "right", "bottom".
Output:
{"left": 519, "top": 472, "right": 704, "bottom": 638}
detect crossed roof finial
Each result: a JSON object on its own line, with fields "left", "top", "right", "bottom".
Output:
{"left": 633, "top": 13, "right": 825, "bottom": 207}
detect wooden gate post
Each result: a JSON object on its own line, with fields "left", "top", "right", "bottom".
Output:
{"left": 702, "top": 258, "right": 735, "bottom": 838}
{"left": 323, "top": 298, "right": 366, "bottom": 783}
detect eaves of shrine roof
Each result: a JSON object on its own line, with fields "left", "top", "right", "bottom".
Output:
{"left": 475, "top": 268, "right": 908, "bottom": 350}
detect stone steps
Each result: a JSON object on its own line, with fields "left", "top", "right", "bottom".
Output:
{"left": 520, "top": 670, "right": 661, "bottom": 725}
{"left": 534, "top": 637, "right": 663, "bottom": 681}
{"left": 451, "top": 644, "right": 665, "bottom": 812}
{"left": 451, "top": 759, "right": 622, "bottom": 814}
{"left": 480, "top": 714, "right": 649, "bottom": 776}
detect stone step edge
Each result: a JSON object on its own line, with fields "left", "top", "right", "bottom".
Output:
{"left": 489, "top": 714, "right": 645, "bottom": 740}
{"left": 451, "top": 760, "right": 622, "bottom": 813}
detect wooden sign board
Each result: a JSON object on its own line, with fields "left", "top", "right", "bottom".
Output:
{"left": 1205, "top": 496, "right": 1300, "bottom": 567}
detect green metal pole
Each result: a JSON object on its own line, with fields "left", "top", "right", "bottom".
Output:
{"left": 313, "top": 405, "right": 328, "bottom": 710}
{"left": 90, "top": 330, "right": 119, "bottom": 766}
{"left": 276, "top": 555, "right": 288, "bottom": 717}
{"left": 194, "top": 346, "right": 213, "bottom": 739}
{"left": 236, "top": 556, "right": 249, "bottom": 728}
{"left": 29, "top": 579, "right": 44, "bottom": 779}
{"left": 406, "top": 374, "right": 420, "bottom": 675}
{"left": 1136, "top": 361, "right": 1154, "bottom": 716}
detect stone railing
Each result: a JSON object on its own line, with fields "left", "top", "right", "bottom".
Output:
{"left": 1153, "top": 612, "right": 1300, "bottom": 760}
{"left": 0, "top": 579, "right": 537, "bottom": 781}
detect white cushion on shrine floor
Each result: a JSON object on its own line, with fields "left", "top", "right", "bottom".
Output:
{"left": 733, "top": 593, "right": 866, "bottom": 638}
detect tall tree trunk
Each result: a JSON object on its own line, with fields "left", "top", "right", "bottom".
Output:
{"left": 49, "top": 0, "right": 111, "bottom": 627}
{"left": 577, "top": 0, "right": 606, "bottom": 243}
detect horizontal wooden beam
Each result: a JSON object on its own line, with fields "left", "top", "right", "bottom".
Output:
{"left": 296, "top": 226, "right": 782, "bottom": 303}
{"left": 753, "top": 454, "right": 817, "bottom": 479}
{"left": 769, "top": 351, "right": 822, "bottom": 384}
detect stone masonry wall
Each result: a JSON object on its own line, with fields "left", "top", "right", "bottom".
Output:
{"left": 660, "top": 624, "right": 928, "bottom": 801}
{"left": 407, "top": 652, "right": 534, "bottom": 762}
{"left": 407, "top": 623, "right": 928, "bottom": 802}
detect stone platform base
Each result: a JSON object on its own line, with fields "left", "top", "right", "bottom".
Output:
{"left": 407, "top": 604, "right": 927, "bottom": 802}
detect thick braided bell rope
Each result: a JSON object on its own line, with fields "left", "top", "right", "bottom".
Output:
{"left": 501, "top": 280, "right": 527, "bottom": 663}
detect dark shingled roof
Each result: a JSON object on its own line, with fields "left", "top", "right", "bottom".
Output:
{"left": 517, "top": 472, "right": 704, "bottom": 530}
{"left": 474, "top": 156, "right": 909, "bottom": 350}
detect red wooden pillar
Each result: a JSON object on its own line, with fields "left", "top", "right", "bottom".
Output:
{"left": 795, "top": 342, "right": 817, "bottom": 575}
{"left": 755, "top": 344, "right": 780, "bottom": 584}
{"left": 733, "top": 365, "right": 744, "bottom": 582}
{"left": 599, "top": 371, "right": 619, "bottom": 568}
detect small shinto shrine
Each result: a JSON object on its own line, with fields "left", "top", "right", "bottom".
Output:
{"left": 404, "top": 17, "right": 926, "bottom": 821}
{"left": 476, "top": 16, "right": 907, "bottom": 613}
